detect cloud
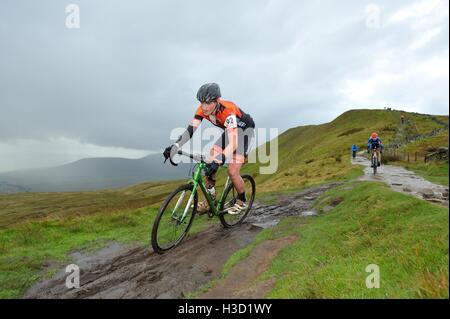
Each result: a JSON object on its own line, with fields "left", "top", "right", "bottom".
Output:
{"left": 388, "top": 0, "right": 445, "bottom": 24}
{"left": 0, "top": 0, "right": 448, "bottom": 171}
{"left": 0, "top": 137, "right": 151, "bottom": 172}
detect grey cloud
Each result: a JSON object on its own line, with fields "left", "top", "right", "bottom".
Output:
{"left": 0, "top": 0, "right": 448, "bottom": 160}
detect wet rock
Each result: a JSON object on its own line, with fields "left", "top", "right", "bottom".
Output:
{"left": 422, "top": 193, "right": 435, "bottom": 199}
{"left": 403, "top": 187, "right": 412, "bottom": 192}
{"left": 246, "top": 183, "right": 342, "bottom": 229}
{"left": 277, "top": 199, "right": 291, "bottom": 206}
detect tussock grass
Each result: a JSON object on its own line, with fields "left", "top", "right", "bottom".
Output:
{"left": 253, "top": 182, "right": 449, "bottom": 298}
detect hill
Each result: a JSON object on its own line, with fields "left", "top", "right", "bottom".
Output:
{"left": 242, "top": 109, "right": 448, "bottom": 192}
{"left": 0, "top": 154, "right": 191, "bottom": 193}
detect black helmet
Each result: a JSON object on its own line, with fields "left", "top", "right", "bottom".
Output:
{"left": 196, "top": 83, "right": 221, "bottom": 103}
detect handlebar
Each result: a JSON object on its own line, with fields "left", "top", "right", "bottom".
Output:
{"left": 164, "top": 150, "right": 207, "bottom": 166}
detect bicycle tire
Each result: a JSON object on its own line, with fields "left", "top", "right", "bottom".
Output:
{"left": 373, "top": 155, "right": 377, "bottom": 175}
{"left": 151, "top": 183, "right": 197, "bottom": 254}
{"left": 219, "top": 174, "right": 256, "bottom": 228}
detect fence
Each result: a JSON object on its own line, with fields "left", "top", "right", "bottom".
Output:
{"left": 382, "top": 149, "right": 428, "bottom": 163}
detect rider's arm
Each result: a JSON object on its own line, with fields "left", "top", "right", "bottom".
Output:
{"left": 175, "top": 118, "right": 202, "bottom": 148}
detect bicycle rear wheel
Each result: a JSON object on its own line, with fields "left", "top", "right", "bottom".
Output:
{"left": 219, "top": 174, "right": 255, "bottom": 228}
{"left": 373, "top": 155, "right": 377, "bottom": 174}
{"left": 151, "top": 184, "right": 197, "bottom": 254}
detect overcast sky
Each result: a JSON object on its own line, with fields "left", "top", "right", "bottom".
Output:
{"left": 0, "top": 0, "right": 448, "bottom": 172}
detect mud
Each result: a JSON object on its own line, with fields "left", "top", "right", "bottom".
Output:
{"left": 352, "top": 154, "right": 449, "bottom": 206}
{"left": 199, "top": 236, "right": 298, "bottom": 299}
{"left": 24, "top": 183, "right": 339, "bottom": 299}
{"left": 246, "top": 182, "right": 342, "bottom": 228}
{"left": 24, "top": 224, "right": 261, "bottom": 299}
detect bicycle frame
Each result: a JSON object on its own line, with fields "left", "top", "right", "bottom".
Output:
{"left": 172, "top": 160, "right": 232, "bottom": 223}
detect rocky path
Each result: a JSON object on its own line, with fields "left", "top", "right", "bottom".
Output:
{"left": 352, "top": 154, "right": 448, "bottom": 205}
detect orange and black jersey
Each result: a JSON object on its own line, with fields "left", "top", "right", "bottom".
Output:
{"left": 194, "top": 99, "right": 255, "bottom": 130}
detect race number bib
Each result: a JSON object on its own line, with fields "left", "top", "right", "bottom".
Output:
{"left": 224, "top": 114, "right": 237, "bottom": 129}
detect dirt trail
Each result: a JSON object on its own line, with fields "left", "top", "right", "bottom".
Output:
{"left": 24, "top": 183, "right": 339, "bottom": 299}
{"left": 25, "top": 224, "right": 260, "bottom": 299}
{"left": 352, "top": 154, "right": 449, "bottom": 205}
{"left": 200, "top": 236, "right": 298, "bottom": 299}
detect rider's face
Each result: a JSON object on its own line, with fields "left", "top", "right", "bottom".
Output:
{"left": 201, "top": 100, "right": 217, "bottom": 116}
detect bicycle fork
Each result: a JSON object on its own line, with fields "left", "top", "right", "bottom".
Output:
{"left": 171, "top": 184, "right": 197, "bottom": 224}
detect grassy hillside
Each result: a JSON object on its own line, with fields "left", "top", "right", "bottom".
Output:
{"left": 0, "top": 180, "right": 184, "bottom": 228}
{"left": 243, "top": 109, "right": 448, "bottom": 192}
{"left": 204, "top": 182, "right": 448, "bottom": 298}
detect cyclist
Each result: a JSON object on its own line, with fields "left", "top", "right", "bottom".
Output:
{"left": 351, "top": 144, "right": 359, "bottom": 158}
{"left": 163, "top": 83, "right": 255, "bottom": 215}
{"left": 367, "top": 132, "right": 383, "bottom": 167}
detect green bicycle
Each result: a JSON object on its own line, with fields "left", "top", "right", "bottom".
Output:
{"left": 151, "top": 150, "right": 256, "bottom": 254}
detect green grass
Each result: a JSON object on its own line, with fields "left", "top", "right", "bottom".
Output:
{"left": 0, "top": 205, "right": 215, "bottom": 298}
{"left": 262, "top": 182, "right": 449, "bottom": 298}
{"left": 399, "top": 129, "right": 449, "bottom": 156}
{"left": 201, "top": 181, "right": 448, "bottom": 299}
{"left": 0, "top": 180, "right": 182, "bottom": 228}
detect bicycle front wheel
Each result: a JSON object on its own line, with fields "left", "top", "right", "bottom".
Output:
{"left": 151, "top": 183, "right": 198, "bottom": 254}
{"left": 373, "top": 156, "right": 377, "bottom": 174}
{"left": 219, "top": 174, "right": 256, "bottom": 228}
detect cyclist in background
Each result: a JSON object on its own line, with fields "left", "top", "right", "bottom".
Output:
{"left": 351, "top": 144, "right": 359, "bottom": 158}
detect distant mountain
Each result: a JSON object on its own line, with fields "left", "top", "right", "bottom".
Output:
{"left": 0, "top": 182, "right": 32, "bottom": 194}
{"left": 0, "top": 154, "right": 192, "bottom": 193}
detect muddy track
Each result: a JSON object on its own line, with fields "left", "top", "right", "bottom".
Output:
{"left": 352, "top": 154, "right": 449, "bottom": 205}
{"left": 24, "top": 183, "right": 340, "bottom": 299}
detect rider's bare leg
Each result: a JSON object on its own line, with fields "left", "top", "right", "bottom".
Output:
{"left": 208, "top": 146, "right": 245, "bottom": 194}
{"left": 228, "top": 153, "right": 245, "bottom": 194}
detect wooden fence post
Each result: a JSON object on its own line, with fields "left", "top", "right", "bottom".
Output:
{"left": 407, "top": 153, "right": 410, "bottom": 162}
{"left": 415, "top": 152, "right": 417, "bottom": 162}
